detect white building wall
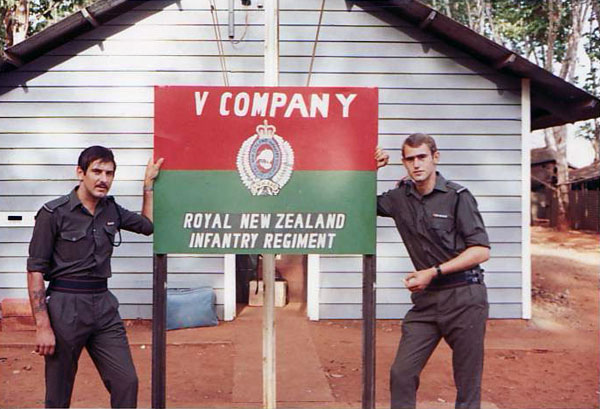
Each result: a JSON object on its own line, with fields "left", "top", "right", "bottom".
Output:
{"left": 0, "top": 0, "right": 524, "bottom": 319}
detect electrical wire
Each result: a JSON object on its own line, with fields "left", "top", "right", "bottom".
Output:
{"left": 306, "top": 0, "right": 326, "bottom": 86}
{"left": 209, "top": 0, "right": 230, "bottom": 86}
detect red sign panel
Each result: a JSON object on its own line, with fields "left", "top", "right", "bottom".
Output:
{"left": 155, "top": 86, "right": 378, "bottom": 171}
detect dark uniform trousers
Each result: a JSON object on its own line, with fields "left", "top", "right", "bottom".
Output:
{"left": 390, "top": 283, "right": 488, "bottom": 409}
{"left": 45, "top": 290, "right": 138, "bottom": 408}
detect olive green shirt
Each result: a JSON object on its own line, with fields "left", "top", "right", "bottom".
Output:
{"left": 27, "top": 187, "right": 153, "bottom": 280}
{"left": 377, "top": 173, "right": 490, "bottom": 271}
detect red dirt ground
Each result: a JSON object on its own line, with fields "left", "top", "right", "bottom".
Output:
{"left": 1, "top": 226, "right": 598, "bottom": 408}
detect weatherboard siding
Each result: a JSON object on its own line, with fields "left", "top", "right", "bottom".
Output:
{"left": 0, "top": 0, "right": 522, "bottom": 319}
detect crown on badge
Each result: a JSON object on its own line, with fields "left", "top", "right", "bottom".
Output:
{"left": 256, "top": 120, "right": 276, "bottom": 139}
{"left": 237, "top": 119, "right": 294, "bottom": 196}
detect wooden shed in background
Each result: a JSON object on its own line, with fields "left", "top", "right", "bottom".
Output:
{"left": 530, "top": 147, "right": 599, "bottom": 232}
{"left": 1, "top": 0, "right": 599, "bottom": 321}
{"left": 530, "top": 147, "right": 557, "bottom": 225}
{"left": 566, "top": 162, "right": 600, "bottom": 232}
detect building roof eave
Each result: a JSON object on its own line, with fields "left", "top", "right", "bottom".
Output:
{"left": 568, "top": 161, "right": 600, "bottom": 184}
{"left": 384, "top": 0, "right": 600, "bottom": 130}
{"left": 2, "top": 0, "right": 599, "bottom": 130}
{"left": 1, "top": 0, "right": 143, "bottom": 71}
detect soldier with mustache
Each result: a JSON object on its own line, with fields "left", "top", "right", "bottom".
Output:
{"left": 26, "top": 146, "right": 163, "bottom": 408}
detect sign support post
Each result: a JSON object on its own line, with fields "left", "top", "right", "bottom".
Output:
{"left": 152, "top": 254, "right": 167, "bottom": 409}
{"left": 262, "top": 254, "right": 276, "bottom": 408}
{"left": 362, "top": 254, "right": 376, "bottom": 409}
{"left": 263, "top": 1, "right": 278, "bottom": 408}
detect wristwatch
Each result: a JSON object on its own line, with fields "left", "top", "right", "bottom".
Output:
{"left": 434, "top": 265, "right": 443, "bottom": 278}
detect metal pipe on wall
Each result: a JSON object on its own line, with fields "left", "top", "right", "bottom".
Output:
{"left": 228, "top": 0, "right": 235, "bottom": 38}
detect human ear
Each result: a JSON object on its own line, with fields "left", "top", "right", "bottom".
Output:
{"left": 76, "top": 166, "right": 85, "bottom": 181}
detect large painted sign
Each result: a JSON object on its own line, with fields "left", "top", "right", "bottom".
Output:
{"left": 154, "top": 86, "right": 378, "bottom": 254}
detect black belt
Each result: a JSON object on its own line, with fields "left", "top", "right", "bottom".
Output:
{"left": 426, "top": 268, "right": 484, "bottom": 291}
{"left": 48, "top": 277, "right": 108, "bottom": 294}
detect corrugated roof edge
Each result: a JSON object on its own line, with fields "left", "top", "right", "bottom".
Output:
{"left": 383, "top": 0, "right": 600, "bottom": 129}
{"left": 1, "top": 0, "right": 145, "bottom": 70}
{"left": 1, "top": 0, "right": 598, "bottom": 130}
{"left": 569, "top": 161, "right": 600, "bottom": 184}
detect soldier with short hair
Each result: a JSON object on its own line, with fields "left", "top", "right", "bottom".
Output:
{"left": 376, "top": 133, "right": 490, "bottom": 409}
{"left": 27, "top": 146, "right": 163, "bottom": 408}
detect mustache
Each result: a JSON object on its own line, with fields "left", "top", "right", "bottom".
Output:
{"left": 95, "top": 183, "right": 109, "bottom": 189}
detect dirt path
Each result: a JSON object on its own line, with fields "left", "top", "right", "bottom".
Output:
{"left": 1, "top": 227, "right": 598, "bottom": 408}
{"left": 310, "top": 226, "right": 599, "bottom": 408}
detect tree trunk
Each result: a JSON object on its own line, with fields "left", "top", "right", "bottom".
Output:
{"left": 10, "top": 0, "right": 28, "bottom": 45}
{"left": 545, "top": 0, "right": 558, "bottom": 71}
{"left": 589, "top": 0, "right": 599, "bottom": 161}
{"left": 559, "top": 0, "right": 586, "bottom": 80}
{"left": 552, "top": 126, "right": 571, "bottom": 231}
{"left": 465, "top": 0, "right": 474, "bottom": 31}
{"left": 594, "top": 119, "right": 600, "bottom": 162}
{"left": 443, "top": 0, "right": 452, "bottom": 19}
{"left": 3, "top": 7, "right": 15, "bottom": 47}
{"left": 547, "top": 0, "right": 590, "bottom": 231}
{"left": 544, "top": 128, "right": 557, "bottom": 151}
{"left": 477, "top": 0, "right": 485, "bottom": 35}
{"left": 485, "top": 0, "right": 502, "bottom": 44}
{"left": 592, "top": 0, "right": 600, "bottom": 30}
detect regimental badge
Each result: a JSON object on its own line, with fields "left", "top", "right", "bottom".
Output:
{"left": 236, "top": 120, "right": 294, "bottom": 196}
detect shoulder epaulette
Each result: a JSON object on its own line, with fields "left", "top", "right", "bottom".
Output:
{"left": 396, "top": 176, "right": 411, "bottom": 188}
{"left": 42, "top": 195, "right": 70, "bottom": 213}
{"left": 446, "top": 181, "right": 467, "bottom": 194}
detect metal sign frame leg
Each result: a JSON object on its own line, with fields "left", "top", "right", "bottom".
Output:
{"left": 152, "top": 254, "right": 167, "bottom": 409}
{"left": 362, "top": 254, "right": 376, "bottom": 409}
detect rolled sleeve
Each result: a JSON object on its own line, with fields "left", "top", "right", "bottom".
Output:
{"left": 117, "top": 203, "right": 153, "bottom": 235}
{"left": 456, "top": 191, "right": 490, "bottom": 248}
{"left": 377, "top": 190, "right": 396, "bottom": 218}
{"left": 27, "top": 209, "right": 56, "bottom": 274}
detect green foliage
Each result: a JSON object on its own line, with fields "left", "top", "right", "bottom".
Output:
{"left": 1, "top": 0, "right": 94, "bottom": 49}
{"left": 27, "top": 0, "right": 95, "bottom": 34}
{"left": 493, "top": 1, "right": 555, "bottom": 59}
{"left": 0, "top": 0, "right": 19, "bottom": 49}
{"left": 423, "top": 1, "right": 589, "bottom": 70}
{"left": 423, "top": 0, "right": 599, "bottom": 151}
{"left": 583, "top": 4, "right": 599, "bottom": 97}
{"left": 575, "top": 120, "right": 595, "bottom": 141}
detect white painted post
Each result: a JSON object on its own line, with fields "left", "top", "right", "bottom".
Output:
{"left": 262, "top": 253, "right": 276, "bottom": 409}
{"left": 263, "top": 1, "right": 278, "bottom": 408}
{"left": 264, "top": 0, "right": 279, "bottom": 86}
{"left": 223, "top": 254, "right": 236, "bottom": 321}
{"left": 521, "top": 78, "right": 532, "bottom": 320}
{"left": 306, "top": 254, "right": 320, "bottom": 320}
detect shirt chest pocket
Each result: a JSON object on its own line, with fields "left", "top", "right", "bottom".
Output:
{"left": 58, "top": 230, "right": 88, "bottom": 262}
{"left": 103, "top": 225, "right": 119, "bottom": 246}
{"left": 430, "top": 217, "right": 455, "bottom": 250}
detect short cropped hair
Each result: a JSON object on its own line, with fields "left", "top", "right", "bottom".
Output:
{"left": 77, "top": 146, "right": 116, "bottom": 173}
{"left": 402, "top": 133, "right": 438, "bottom": 157}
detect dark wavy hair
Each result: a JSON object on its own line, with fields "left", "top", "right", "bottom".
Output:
{"left": 77, "top": 146, "right": 116, "bottom": 173}
{"left": 402, "top": 133, "right": 438, "bottom": 157}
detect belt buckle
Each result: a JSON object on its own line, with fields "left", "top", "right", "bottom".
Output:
{"left": 467, "top": 270, "right": 482, "bottom": 284}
